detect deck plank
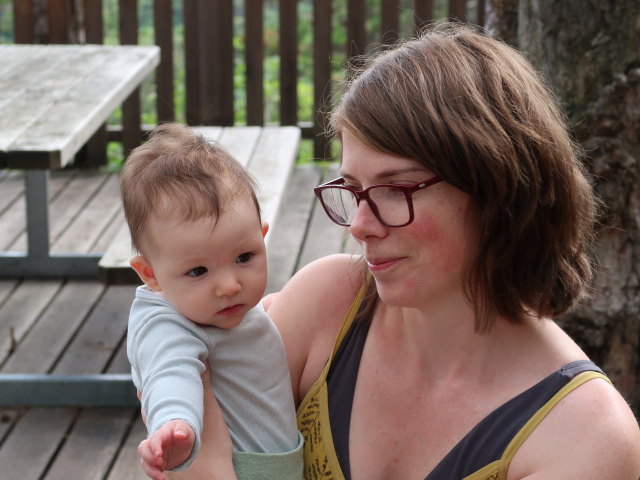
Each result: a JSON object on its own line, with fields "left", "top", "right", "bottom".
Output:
{"left": 1, "top": 281, "right": 105, "bottom": 373}
{"left": 52, "top": 285, "right": 131, "bottom": 375}
{"left": 106, "top": 415, "right": 149, "bottom": 480}
{"left": 52, "top": 173, "right": 121, "bottom": 254}
{"left": 0, "top": 280, "right": 62, "bottom": 365}
{"left": 297, "top": 164, "right": 349, "bottom": 268}
{"left": 266, "top": 163, "right": 322, "bottom": 293}
{"left": 0, "top": 408, "right": 76, "bottom": 480}
{"left": 0, "top": 171, "right": 74, "bottom": 250}
{"left": 0, "top": 171, "right": 23, "bottom": 215}
{"left": 45, "top": 408, "right": 135, "bottom": 480}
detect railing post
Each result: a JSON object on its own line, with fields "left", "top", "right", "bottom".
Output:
{"left": 119, "top": 0, "right": 142, "bottom": 154}
{"left": 47, "top": 0, "right": 73, "bottom": 43}
{"left": 184, "top": 0, "right": 202, "bottom": 124}
{"left": 246, "top": 0, "right": 264, "bottom": 126}
{"left": 381, "top": 0, "right": 399, "bottom": 45}
{"left": 12, "top": 0, "right": 35, "bottom": 43}
{"left": 154, "top": 0, "right": 175, "bottom": 123}
{"left": 200, "top": 0, "right": 234, "bottom": 125}
{"left": 347, "top": 0, "right": 366, "bottom": 75}
{"left": 414, "top": 0, "right": 434, "bottom": 35}
{"left": 279, "top": 0, "right": 298, "bottom": 126}
{"left": 313, "top": 0, "right": 332, "bottom": 160}
{"left": 448, "top": 0, "right": 467, "bottom": 22}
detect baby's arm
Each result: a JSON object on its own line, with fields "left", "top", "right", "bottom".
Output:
{"left": 138, "top": 419, "right": 196, "bottom": 480}
{"left": 128, "top": 303, "right": 211, "bottom": 474}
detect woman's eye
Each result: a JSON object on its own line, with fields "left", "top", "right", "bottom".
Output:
{"left": 186, "top": 266, "right": 207, "bottom": 277}
{"left": 236, "top": 252, "right": 253, "bottom": 264}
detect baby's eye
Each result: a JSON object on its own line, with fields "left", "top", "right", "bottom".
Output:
{"left": 186, "top": 266, "right": 208, "bottom": 277}
{"left": 236, "top": 252, "right": 253, "bottom": 264}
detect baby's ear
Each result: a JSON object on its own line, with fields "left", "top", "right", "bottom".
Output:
{"left": 261, "top": 221, "right": 269, "bottom": 238}
{"left": 129, "top": 255, "right": 160, "bottom": 291}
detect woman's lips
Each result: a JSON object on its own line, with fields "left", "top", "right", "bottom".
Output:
{"left": 366, "top": 257, "right": 402, "bottom": 272}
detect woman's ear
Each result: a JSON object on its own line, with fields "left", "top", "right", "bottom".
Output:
{"left": 130, "top": 255, "right": 160, "bottom": 291}
{"left": 261, "top": 222, "right": 269, "bottom": 238}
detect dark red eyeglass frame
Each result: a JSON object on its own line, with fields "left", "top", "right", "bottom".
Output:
{"left": 313, "top": 176, "right": 442, "bottom": 227}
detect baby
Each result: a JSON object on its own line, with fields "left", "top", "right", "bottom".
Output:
{"left": 122, "top": 123, "right": 302, "bottom": 480}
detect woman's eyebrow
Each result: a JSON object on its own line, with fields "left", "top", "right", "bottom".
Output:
{"left": 340, "top": 167, "right": 429, "bottom": 182}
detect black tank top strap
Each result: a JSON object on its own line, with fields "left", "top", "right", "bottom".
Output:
{"left": 425, "top": 360, "right": 605, "bottom": 479}
{"left": 326, "top": 318, "right": 370, "bottom": 480}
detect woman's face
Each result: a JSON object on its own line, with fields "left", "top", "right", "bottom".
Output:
{"left": 340, "top": 129, "right": 478, "bottom": 310}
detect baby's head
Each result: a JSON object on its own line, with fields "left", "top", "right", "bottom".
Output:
{"left": 121, "top": 123, "right": 268, "bottom": 328}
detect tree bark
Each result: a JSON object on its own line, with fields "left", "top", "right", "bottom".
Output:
{"left": 484, "top": 0, "right": 519, "bottom": 46}
{"left": 487, "top": 0, "right": 640, "bottom": 415}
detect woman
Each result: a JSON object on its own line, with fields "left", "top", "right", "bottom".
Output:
{"left": 168, "top": 24, "right": 640, "bottom": 480}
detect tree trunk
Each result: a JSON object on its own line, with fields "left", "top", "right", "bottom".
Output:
{"left": 484, "top": 0, "right": 519, "bottom": 46}
{"left": 487, "top": 0, "right": 640, "bottom": 416}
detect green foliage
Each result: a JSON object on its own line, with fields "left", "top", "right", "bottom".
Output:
{"left": 0, "top": 0, "right": 13, "bottom": 43}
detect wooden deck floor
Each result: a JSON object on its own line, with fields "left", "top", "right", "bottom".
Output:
{"left": 0, "top": 163, "right": 357, "bottom": 480}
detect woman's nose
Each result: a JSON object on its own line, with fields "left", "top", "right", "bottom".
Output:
{"left": 349, "top": 199, "right": 387, "bottom": 240}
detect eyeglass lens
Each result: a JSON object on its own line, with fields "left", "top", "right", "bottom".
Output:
{"left": 319, "top": 186, "right": 411, "bottom": 226}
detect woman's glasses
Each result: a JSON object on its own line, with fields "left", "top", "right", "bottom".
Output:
{"left": 314, "top": 176, "right": 442, "bottom": 227}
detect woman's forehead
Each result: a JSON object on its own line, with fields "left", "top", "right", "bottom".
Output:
{"left": 340, "top": 133, "right": 432, "bottom": 180}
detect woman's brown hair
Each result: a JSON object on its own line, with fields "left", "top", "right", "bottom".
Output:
{"left": 333, "top": 23, "right": 598, "bottom": 331}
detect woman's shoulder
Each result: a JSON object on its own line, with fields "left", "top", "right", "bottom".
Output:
{"left": 271, "top": 253, "right": 362, "bottom": 317}
{"left": 508, "top": 375, "right": 640, "bottom": 479}
{"left": 268, "top": 254, "right": 364, "bottom": 402}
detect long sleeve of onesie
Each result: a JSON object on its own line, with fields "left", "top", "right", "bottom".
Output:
{"left": 127, "top": 286, "right": 209, "bottom": 470}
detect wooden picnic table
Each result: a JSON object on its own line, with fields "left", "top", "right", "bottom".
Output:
{"left": 0, "top": 44, "right": 160, "bottom": 278}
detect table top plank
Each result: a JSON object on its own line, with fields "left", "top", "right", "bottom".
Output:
{"left": 0, "top": 45, "right": 160, "bottom": 169}
{"left": 0, "top": 47, "right": 109, "bottom": 153}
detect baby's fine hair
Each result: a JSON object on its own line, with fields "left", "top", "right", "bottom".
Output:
{"left": 120, "top": 123, "right": 259, "bottom": 253}
{"left": 333, "top": 23, "right": 598, "bottom": 330}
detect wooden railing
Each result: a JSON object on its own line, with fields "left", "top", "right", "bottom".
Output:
{"left": 8, "top": 0, "right": 485, "bottom": 161}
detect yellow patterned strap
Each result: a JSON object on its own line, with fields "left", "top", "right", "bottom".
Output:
{"left": 459, "top": 371, "right": 611, "bottom": 480}
{"left": 493, "top": 371, "right": 612, "bottom": 480}
{"left": 296, "top": 285, "right": 366, "bottom": 480}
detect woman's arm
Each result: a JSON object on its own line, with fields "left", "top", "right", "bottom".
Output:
{"left": 165, "top": 366, "right": 237, "bottom": 480}
{"left": 507, "top": 377, "right": 640, "bottom": 479}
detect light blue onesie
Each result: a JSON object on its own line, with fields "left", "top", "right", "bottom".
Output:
{"left": 127, "top": 285, "right": 302, "bottom": 477}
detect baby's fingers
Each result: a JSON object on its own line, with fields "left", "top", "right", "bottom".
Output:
{"left": 138, "top": 439, "right": 166, "bottom": 480}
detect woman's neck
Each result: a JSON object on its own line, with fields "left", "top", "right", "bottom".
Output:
{"left": 371, "top": 298, "right": 554, "bottom": 390}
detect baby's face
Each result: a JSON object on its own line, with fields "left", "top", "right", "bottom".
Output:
{"left": 142, "top": 194, "right": 267, "bottom": 328}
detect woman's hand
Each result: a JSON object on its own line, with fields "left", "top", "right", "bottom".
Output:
{"left": 261, "top": 292, "right": 279, "bottom": 312}
{"left": 139, "top": 363, "right": 237, "bottom": 480}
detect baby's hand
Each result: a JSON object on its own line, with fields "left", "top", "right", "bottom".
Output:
{"left": 138, "top": 419, "right": 196, "bottom": 480}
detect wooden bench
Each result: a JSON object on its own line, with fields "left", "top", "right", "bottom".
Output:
{"left": 98, "top": 125, "right": 301, "bottom": 284}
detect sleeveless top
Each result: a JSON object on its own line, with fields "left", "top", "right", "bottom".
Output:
{"left": 296, "top": 287, "right": 611, "bottom": 480}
